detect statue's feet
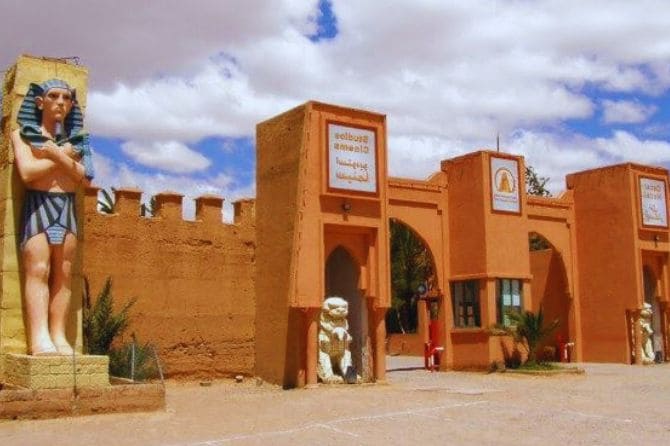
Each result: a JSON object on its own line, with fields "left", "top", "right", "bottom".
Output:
{"left": 323, "top": 375, "right": 344, "bottom": 384}
{"left": 52, "top": 337, "right": 74, "bottom": 355}
{"left": 33, "top": 349, "right": 60, "bottom": 356}
{"left": 31, "top": 338, "right": 58, "bottom": 356}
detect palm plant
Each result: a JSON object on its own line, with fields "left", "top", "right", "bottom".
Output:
{"left": 98, "top": 188, "right": 115, "bottom": 214}
{"left": 82, "top": 277, "right": 160, "bottom": 380}
{"left": 504, "top": 307, "right": 559, "bottom": 364}
{"left": 82, "top": 277, "right": 136, "bottom": 355}
{"left": 140, "top": 196, "right": 157, "bottom": 217}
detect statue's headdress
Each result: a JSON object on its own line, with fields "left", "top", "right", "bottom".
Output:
{"left": 17, "top": 79, "right": 94, "bottom": 180}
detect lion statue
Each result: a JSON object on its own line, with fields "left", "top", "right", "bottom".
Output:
{"left": 317, "top": 296, "right": 358, "bottom": 384}
{"left": 640, "top": 303, "right": 655, "bottom": 364}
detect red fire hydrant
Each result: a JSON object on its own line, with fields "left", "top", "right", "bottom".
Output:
{"left": 424, "top": 319, "right": 444, "bottom": 371}
{"left": 556, "top": 335, "right": 574, "bottom": 362}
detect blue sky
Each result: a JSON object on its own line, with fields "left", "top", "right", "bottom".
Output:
{"left": 2, "top": 0, "right": 670, "bottom": 219}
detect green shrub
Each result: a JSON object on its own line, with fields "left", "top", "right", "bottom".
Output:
{"left": 82, "top": 277, "right": 136, "bottom": 355}
{"left": 501, "top": 307, "right": 559, "bottom": 365}
{"left": 109, "top": 337, "right": 159, "bottom": 381}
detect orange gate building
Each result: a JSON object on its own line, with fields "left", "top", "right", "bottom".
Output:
{"left": 255, "top": 101, "right": 669, "bottom": 386}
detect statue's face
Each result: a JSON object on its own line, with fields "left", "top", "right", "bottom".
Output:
{"left": 36, "top": 87, "right": 73, "bottom": 122}
{"left": 324, "top": 298, "right": 348, "bottom": 319}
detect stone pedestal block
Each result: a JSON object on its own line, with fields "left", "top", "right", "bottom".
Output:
{"left": 2, "top": 353, "right": 109, "bottom": 389}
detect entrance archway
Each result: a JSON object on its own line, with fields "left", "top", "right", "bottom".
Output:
{"left": 643, "top": 266, "right": 665, "bottom": 359}
{"left": 386, "top": 219, "right": 438, "bottom": 361}
{"left": 528, "top": 232, "right": 572, "bottom": 360}
{"left": 325, "top": 246, "right": 371, "bottom": 380}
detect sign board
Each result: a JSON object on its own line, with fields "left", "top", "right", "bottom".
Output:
{"left": 490, "top": 156, "right": 521, "bottom": 214}
{"left": 327, "top": 123, "right": 377, "bottom": 194}
{"left": 640, "top": 177, "right": 668, "bottom": 228}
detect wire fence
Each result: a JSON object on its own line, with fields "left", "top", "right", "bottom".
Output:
{"left": 108, "top": 337, "right": 164, "bottom": 384}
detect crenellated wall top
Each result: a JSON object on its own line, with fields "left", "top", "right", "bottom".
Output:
{"left": 84, "top": 186, "right": 255, "bottom": 227}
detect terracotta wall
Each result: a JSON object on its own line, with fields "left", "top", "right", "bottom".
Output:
{"left": 82, "top": 188, "right": 256, "bottom": 379}
{"left": 254, "top": 105, "right": 307, "bottom": 387}
{"left": 443, "top": 153, "right": 488, "bottom": 277}
{"left": 568, "top": 165, "right": 639, "bottom": 363}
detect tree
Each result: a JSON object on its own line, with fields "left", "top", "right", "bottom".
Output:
{"left": 387, "top": 219, "right": 433, "bottom": 333}
{"left": 82, "top": 277, "right": 136, "bottom": 355}
{"left": 529, "top": 232, "right": 550, "bottom": 251}
{"left": 504, "top": 307, "right": 559, "bottom": 364}
{"left": 526, "top": 166, "right": 551, "bottom": 250}
{"left": 525, "top": 165, "right": 551, "bottom": 197}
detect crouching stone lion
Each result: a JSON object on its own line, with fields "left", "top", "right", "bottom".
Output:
{"left": 317, "top": 296, "right": 359, "bottom": 384}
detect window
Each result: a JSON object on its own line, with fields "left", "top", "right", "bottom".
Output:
{"left": 497, "top": 279, "right": 523, "bottom": 326}
{"left": 451, "top": 280, "right": 480, "bottom": 327}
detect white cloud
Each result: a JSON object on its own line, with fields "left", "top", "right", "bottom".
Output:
{"left": 602, "top": 100, "right": 657, "bottom": 124}
{"left": 77, "top": 0, "right": 670, "bottom": 148}
{"left": 595, "top": 131, "right": 670, "bottom": 165}
{"left": 121, "top": 140, "right": 211, "bottom": 173}
{"left": 512, "top": 129, "right": 670, "bottom": 192}
{"left": 4, "top": 0, "right": 670, "bottom": 202}
{"left": 0, "top": 0, "right": 321, "bottom": 88}
{"left": 87, "top": 61, "right": 295, "bottom": 142}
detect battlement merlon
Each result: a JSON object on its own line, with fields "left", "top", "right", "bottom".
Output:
{"left": 195, "top": 194, "right": 224, "bottom": 223}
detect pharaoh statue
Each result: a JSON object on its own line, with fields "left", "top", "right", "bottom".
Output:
{"left": 639, "top": 303, "right": 655, "bottom": 364}
{"left": 317, "top": 296, "right": 359, "bottom": 384}
{"left": 10, "top": 79, "right": 94, "bottom": 355}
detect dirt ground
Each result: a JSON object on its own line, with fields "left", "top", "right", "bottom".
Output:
{"left": 1, "top": 356, "right": 669, "bottom": 446}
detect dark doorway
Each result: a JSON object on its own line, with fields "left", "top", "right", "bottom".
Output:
{"left": 643, "top": 266, "right": 665, "bottom": 359}
{"left": 325, "top": 246, "right": 371, "bottom": 380}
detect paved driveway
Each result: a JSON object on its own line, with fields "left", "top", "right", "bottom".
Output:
{"left": 1, "top": 356, "right": 669, "bottom": 445}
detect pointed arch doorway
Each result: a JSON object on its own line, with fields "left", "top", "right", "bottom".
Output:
{"left": 325, "top": 246, "right": 373, "bottom": 381}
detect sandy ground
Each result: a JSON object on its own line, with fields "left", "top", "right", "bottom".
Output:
{"left": 1, "top": 356, "right": 669, "bottom": 446}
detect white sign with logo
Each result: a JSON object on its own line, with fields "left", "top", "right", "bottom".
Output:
{"left": 640, "top": 177, "right": 668, "bottom": 227}
{"left": 491, "top": 157, "right": 521, "bottom": 213}
{"left": 328, "top": 123, "right": 377, "bottom": 193}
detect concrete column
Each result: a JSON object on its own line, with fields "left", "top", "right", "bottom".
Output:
{"left": 660, "top": 302, "right": 669, "bottom": 361}
{"left": 417, "top": 299, "right": 428, "bottom": 344}
{"left": 373, "top": 307, "right": 386, "bottom": 382}
{"left": 304, "top": 307, "right": 319, "bottom": 387}
{"left": 441, "top": 288, "right": 454, "bottom": 370}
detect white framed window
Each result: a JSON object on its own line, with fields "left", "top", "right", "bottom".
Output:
{"left": 451, "top": 280, "right": 480, "bottom": 328}
{"left": 497, "top": 278, "right": 523, "bottom": 326}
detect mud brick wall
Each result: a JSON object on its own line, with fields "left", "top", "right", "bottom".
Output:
{"left": 82, "top": 188, "right": 256, "bottom": 379}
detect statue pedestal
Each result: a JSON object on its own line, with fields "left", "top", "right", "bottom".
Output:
{"left": 2, "top": 354, "right": 109, "bottom": 389}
